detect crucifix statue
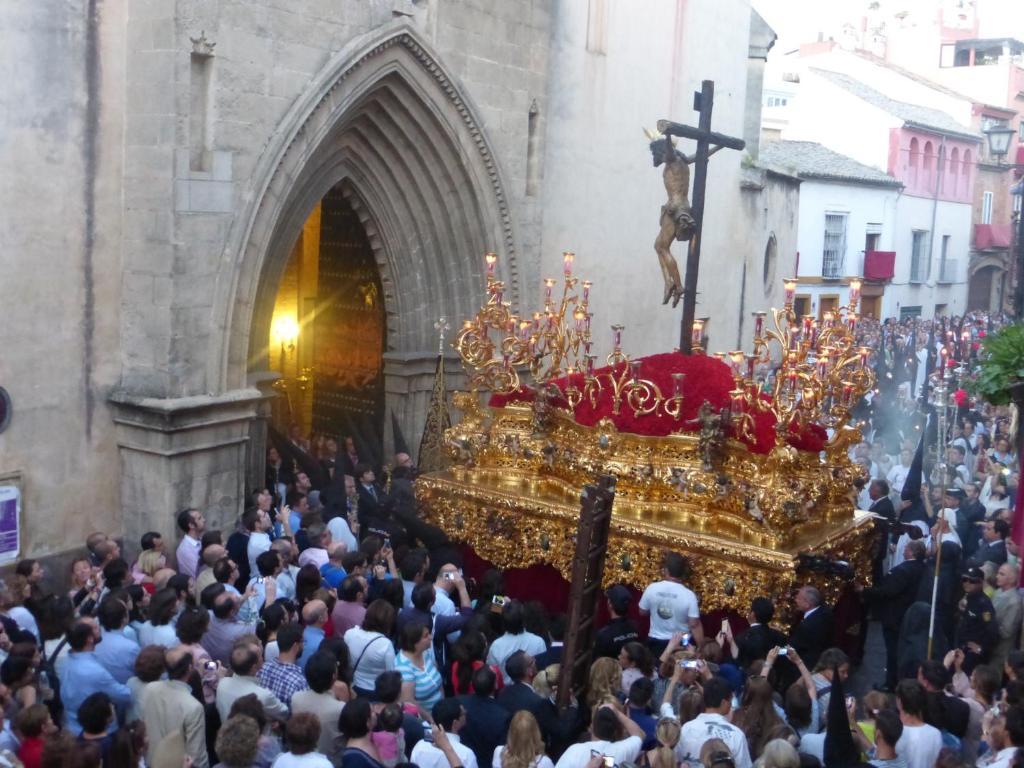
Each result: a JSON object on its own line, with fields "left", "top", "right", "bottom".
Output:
{"left": 650, "top": 80, "right": 745, "bottom": 353}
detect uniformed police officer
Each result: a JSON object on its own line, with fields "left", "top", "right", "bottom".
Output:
{"left": 956, "top": 565, "right": 998, "bottom": 674}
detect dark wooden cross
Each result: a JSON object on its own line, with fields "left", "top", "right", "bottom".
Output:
{"left": 658, "top": 80, "right": 746, "bottom": 353}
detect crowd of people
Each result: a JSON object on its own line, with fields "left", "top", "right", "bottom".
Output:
{"left": 3, "top": 311, "right": 1024, "bottom": 768}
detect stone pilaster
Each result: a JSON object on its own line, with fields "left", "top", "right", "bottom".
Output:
{"left": 382, "top": 352, "right": 466, "bottom": 464}
{"left": 109, "top": 388, "right": 264, "bottom": 558}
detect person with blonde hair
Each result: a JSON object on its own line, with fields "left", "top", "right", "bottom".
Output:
{"left": 532, "top": 663, "right": 560, "bottom": 702}
{"left": 493, "top": 710, "right": 554, "bottom": 768}
{"left": 587, "top": 657, "right": 623, "bottom": 708}
{"left": 752, "top": 739, "right": 798, "bottom": 768}
{"left": 643, "top": 717, "right": 681, "bottom": 768}
{"left": 137, "top": 549, "right": 166, "bottom": 591}
{"left": 699, "top": 738, "right": 736, "bottom": 768}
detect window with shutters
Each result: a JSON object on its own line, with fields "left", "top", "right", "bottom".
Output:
{"left": 910, "top": 230, "right": 929, "bottom": 283}
{"left": 822, "top": 213, "right": 847, "bottom": 278}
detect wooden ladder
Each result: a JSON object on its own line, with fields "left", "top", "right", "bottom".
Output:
{"left": 556, "top": 474, "right": 617, "bottom": 711}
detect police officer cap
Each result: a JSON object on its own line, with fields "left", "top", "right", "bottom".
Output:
{"left": 944, "top": 487, "right": 965, "bottom": 499}
{"left": 962, "top": 566, "right": 984, "bottom": 583}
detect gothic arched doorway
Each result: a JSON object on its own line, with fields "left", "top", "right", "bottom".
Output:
{"left": 208, "top": 25, "right": 522, "bottom": 486}
{"left": 268, "top": 187, "right": 387, "bottom": 468}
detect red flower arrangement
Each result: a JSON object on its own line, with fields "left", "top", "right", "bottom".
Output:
{"left": 487, "top": 351, "right": 827, "bottom": 455}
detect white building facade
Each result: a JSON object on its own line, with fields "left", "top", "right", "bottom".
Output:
{"left": 774, "top": 67, "right": 980, "bottom": 319}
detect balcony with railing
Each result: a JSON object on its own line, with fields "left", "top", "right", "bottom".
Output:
{"left": 937, "top": 258, "right": 960, "bottom": 284}
{"left": 909, "top": 259, "right": 929, "bottom": 284}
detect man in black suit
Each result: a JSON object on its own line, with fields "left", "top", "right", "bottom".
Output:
{"left": 857, "top": 539, "right": 926, "bottom": 690}
{"left": 868, "top": 479, "right": 896, "bottom": 521}
{"left": 967, "top": 519, "right": 1009, "bottom": 569}
{"left": 354, "top": 463, "right": 386, "bottom": 524}
{"left": 533, "top": 614, "right": 566, "bottom": 672}
{"left": 496, "top": 651, "right": 579, "bottom": 758}
{"left": 735, "top": 597, "right": 788, "bottom": 668}
{"left": 354, "top": 462, "right": 408, "bottom": 546}
{"left": 788, "top": 585, "right": 834, "bottom": 672}
{"left": 496, "top": 651, "right": 543, "bottom": 717}
{"left": 458, "top": 666, "right": 511, "bottom": 767}
{"left": 868, "top": 479, "right": 896, "bottom": 583}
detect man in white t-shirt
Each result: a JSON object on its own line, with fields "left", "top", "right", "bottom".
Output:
{"left": 886, "top": 449, "right": 914, "bottom": 497}
{"left": 554, "top": 704, "right": 645, "bottom": 768}
{"left": 410, "top": 699, "right": 478, "bottom": 768}
{"left": 638, "top": 552, "right": 702, "bottom": 653}
{"left": 678, "top": 677, "right": 751, "bottom": 768}
{"left": 893, "top": 680, "right": 942, "bottom": 768}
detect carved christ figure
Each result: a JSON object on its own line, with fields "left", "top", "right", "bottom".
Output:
{"left": 646, "top": 128, "right": 696, "bottom": 307}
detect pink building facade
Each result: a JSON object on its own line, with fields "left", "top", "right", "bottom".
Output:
{"left": 887, "top": 128, "right": 978, "bottom": 202}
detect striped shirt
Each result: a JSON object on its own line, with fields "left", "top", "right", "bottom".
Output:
{"left": 395, "top": 649, "right": 443, "bottom": 710}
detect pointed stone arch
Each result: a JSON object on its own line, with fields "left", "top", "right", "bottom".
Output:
{"left": 208, "top": 22, "right": 521, "bottom": 396}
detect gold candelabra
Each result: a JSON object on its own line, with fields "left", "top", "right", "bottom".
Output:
{"left": 727, "top": 277, "right": 874, "bottom": 444}
{"left": 454, "top": 253, "right": 687, "bottom": 421}
{"left": 454, "top": 251, "right": 592, "bottom": 392}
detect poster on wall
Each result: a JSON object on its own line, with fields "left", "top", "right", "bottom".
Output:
{"left": 0, "top": 486, "right": 20, "bottom": 564}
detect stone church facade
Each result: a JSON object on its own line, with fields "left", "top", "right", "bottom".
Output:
{"left": 0, "top": 0, "right": 796, "bottom": 562}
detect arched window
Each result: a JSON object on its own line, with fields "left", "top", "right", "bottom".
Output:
{"left": 962, "top": 149, "right": 972, "bottom": 197}
{"left": 908, "top": 138, "right": 920, "bottom": 186}
{"left": 763, "top": 232, "right": 777, "bottom": 286}
{"left": 923, "top": 141, "right": 934, "bottom": 190}
{"left": 949, "top": 147, "right": 959, "bottom": 192}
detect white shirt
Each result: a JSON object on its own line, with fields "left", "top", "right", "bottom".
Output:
{"left": 247, "top": 531, "right": 272, "bottom": 576}
{"left": 638, "top": 580, "right": 700, "bottom": 640}
{"left": 887, "top": 464, "right": 911, "bottom": 495}
{"left": 895, "top": 722, "right": 942, "bottom": 768}
{"left": 982, "top": 746, "right": 1018, "bottom": 768}
{"left": 137, "top": 621, "right": 178, "bottom": 648}
{"left": 411, "top": 732, "right": 478, "bottom": 768}
{"left": 857, "top": 486, "right": 873, "bottom": 511}
{"left": 678, "top": 713, "right": 751, "bottom": 768}
{"left": 271, "top": 753, "right": 334, "bottom": 768}
{"left": 493, "top": 747, "right": 554, "bottom": 768}
{"left": 555, "top": 737, "right": 642, "bottom": 768}
{"left": 486, "top": 631, "right": 547, "bottom": 684}
{"left": 344, "top": 627, "right": 396, "bottom": 691}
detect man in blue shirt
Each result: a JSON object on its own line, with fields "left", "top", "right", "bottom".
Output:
{"left": 93, "top": 598, "right": 140, "bottom": 685}
{"left": 296, "top": 600, "right": 328, "bottom": 671}
{"left": 319, "top": 543, "right": 347, "bottom": 590}
{"left": 59, "top": 619, "right": 132, "bottom": 734}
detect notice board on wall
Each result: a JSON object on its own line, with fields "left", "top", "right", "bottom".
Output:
{"left": 0, "top": 485, "right": 20, "bottom": 564}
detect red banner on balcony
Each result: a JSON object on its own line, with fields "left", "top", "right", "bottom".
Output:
{"left": 864, "top": 250, "right": 896, "bottom": 281}
{"left": 975, "top": 223, "right": 1013, "bottom": 250}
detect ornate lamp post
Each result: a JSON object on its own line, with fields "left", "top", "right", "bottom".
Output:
{"left": 983, "top": 126, "right": 1024, "bottom": 317}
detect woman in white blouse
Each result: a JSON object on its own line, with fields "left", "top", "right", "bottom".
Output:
{"left": 344, "top": 599, "right": 396, "bottom": 697}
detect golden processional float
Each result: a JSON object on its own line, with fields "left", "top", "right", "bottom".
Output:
{"left": 416, "top": 253, "right": 877, "bottom": 616}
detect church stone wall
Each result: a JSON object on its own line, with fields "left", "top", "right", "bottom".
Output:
{"left": 3, "top": 0, "right": 554, "bottom": 558}
{"left": 0, "top": 1, "right": 127, "bottom": 558}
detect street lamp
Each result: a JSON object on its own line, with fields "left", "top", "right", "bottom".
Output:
{"left": 985, "top": 125, "right": 1015, "bottom": 162}
{"left": 984, "top": 125, "right": 1024, "bottom": 317}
